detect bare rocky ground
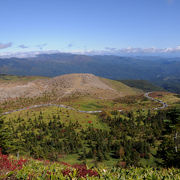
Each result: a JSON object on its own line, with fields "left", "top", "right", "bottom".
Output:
{"left": 0, "top": 73, "right": 123, "bottom": 101}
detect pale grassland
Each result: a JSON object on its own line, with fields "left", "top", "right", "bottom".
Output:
{"left": 100, "top": 77, "right": 143, "bottom": 96}
{"left": 4, "top": 106, "right": 109, "bottom": 130}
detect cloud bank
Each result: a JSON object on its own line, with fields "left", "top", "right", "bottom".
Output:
{"left": 105, "top": 46, "right": 180, "bottom": 54}
{"left": 1, "top": 46, "right": 180, "bottom": 58}
{"left": 0, "top": 50, "right": 60, "bottom": 58}
{"left": 79, "top": 46, "right": 180, "bottom": 56}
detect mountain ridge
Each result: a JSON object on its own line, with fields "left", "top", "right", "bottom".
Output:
{"left": 0, "top": 73, "right": 142, "bottom": 101}
{"left": 1, "top": 53, "right": 180, "bottom": 93}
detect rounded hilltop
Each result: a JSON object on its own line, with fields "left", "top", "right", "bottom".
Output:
{"left": 0, "top": 73, "right": 142, "bottom": 101}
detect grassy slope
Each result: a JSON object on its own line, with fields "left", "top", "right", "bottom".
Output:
{"left": 100, "top": 78, "right": 143, "bottom": 96}
{"left": 64, "top": 94, "right": 161, "bottom": 112}
{"left": 0, "top": 92, "right": 165, "bottom": 114}
{"left": 3, "top": 106, "right": 110, "bottom": 166}
{"left": 2, "top": 107, "right": 177, "bottom": 168}
{"left": 2, "top": 92, "right": 179, "bottom": 167}
{"left": 150, "top": 92, "right": 180, "bottom": 106}
{"left": 63, "top": 97, "right": 115, "bottom": 111}
{"left": 60, "top": 77, "right": 143, "bottom": 111}
{"left": 2, "top": 107, "right": 155, "bottom": 167}
{"left": 0, "top": 74, "right": 146, "bottom": 113}
{"left": 1, "top": 74, "right": 177, "bottom": 113}
{"left": 4, "top": 106, "right": 109, "bottom": 130}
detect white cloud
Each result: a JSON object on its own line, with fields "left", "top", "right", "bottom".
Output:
{"left": 93, "top": 46, "right": 180, "bottom": 55}
{"left": 0, "top": 42, "right": 12, "bottom": 49}
{"left": 0, "top": 50, "right": 60, "bottom": 58}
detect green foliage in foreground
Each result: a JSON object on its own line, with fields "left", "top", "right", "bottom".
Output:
{"left": 2, "top": 158, "right": 180, "bottom": 180}
{"left": 1, "top": 107, "right": 180, "bottom": 169}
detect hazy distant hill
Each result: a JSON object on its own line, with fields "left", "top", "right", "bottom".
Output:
{"left": 0, "top": 53, "right": 180, "bottom": 93}
{"left": 119, "top": 80, "right": 165, "bottom": 92}
{"left": 154, "top": 78, "right": 180, "bottom": 94}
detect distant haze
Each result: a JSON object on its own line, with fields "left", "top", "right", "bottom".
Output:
{"left": 0, "top": 53, "right": 180, "bottom": 93}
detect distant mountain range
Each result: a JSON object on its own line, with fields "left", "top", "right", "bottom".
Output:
{"left": 0, "top": 53, "right": 180, "bottom": 93}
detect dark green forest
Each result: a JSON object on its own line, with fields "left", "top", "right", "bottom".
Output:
{"left": 118, "top": 80, "right": 164, "bottom": 92}
{"left": 1, "top": 107, "right": 180, "bottom": 168}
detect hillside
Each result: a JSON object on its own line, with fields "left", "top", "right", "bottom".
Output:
{"left": 119, "top": 80, "right": 164, "bottom": 92}
{"left": 0, "top": 73, "right": 142, "bottom": 101}
{"left": 0, "top": 74, "right": 48, "bottom": 82}
{"left": 1, "top": 103, "right": 180, "bottom": 170}
{"left": 1, "top": 74, "right": 180, "bottom": 174}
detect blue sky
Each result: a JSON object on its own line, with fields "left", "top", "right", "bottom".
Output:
{"left": 0, "top": 0, "right": 180, "bottom": 56}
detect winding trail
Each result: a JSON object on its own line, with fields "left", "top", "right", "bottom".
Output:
{"left": 1, "top": 103, "right": 102, "bottom": 116}
{"left": 1, "top": 92, "right": 168, "bottom": 116}
{"left": 144, "top": 92, "right": 168, "bottom": 110}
